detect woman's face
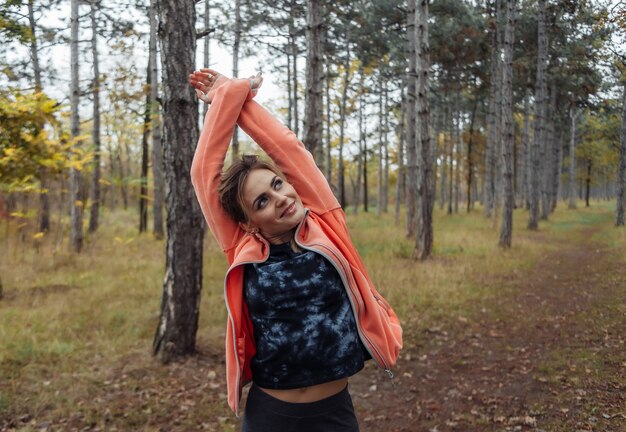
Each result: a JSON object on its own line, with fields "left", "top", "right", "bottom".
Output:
{"left": 241, "top": 168, "right": 305, "bottom": 244}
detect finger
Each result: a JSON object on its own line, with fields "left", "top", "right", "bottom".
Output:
{"left": 195, "top": 89, "right": 210, "bottom": 103}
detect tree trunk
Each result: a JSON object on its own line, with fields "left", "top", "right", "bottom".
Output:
{"left": 290, "top": 4, "right": 299, "bottom": 137}
{"left": 415, "top": 0, "right": 432, "bottom": 260}
{"left": 69, "top": 0, "right": 83, "bottom": 253}
{"left": 117, "top": 148, "right": 128, "bottom": 210}
{"left": 568, "top": 108, "right": 579, "bottom": 209}
{"left": 521, "top": 86, "right": 531, "bottom": 209}
{"left": 406, "top": 0, "right": 418, "bottom": 238}
{"left": 466, "top": 91, "right": 478, "bottom": 213}
{"left": 545, "top": 81, "right": 558, "bottom": 215}
{"left": 453, "top": 86, "right": 461, "bottom": 214}
{"left": 354, "top": 68, "right": 364, "bottom": 216}
{"left": 550, "top": 97, "right": 562, "bottom": 212}
{"left": 377, "top": 70, "right": 384, "bottom": 217}
{"left": 439, "top": 101, "right": 448, "bottom": 210}
{"left": 528, "top": 0, "right": 547, "bottom": 230}
{"left": 150, "top": 0, "right": 164, "bottom": 239}
{"left": 447, "top": 105, "right": 453, "bottom": 215}
{"left": 585, "top": 159, "right": 591, "bottom": 207}
{"left": 303, "top": 0, "right": 323, "bottom": 166}
{"left": 484, "top": 6, "right": 499, "bottom": 219}
{"left": 325, "top": 64, "right": 332, "bottom": 182}
{"left": 395, "top": 86, "right": 407, "bottom": 224}
{"left": 616, "top": 82, "right": 626, "bottom": 226}
{"left": 152, "top": 0, "right": 203, "bottom": 363}
{"left": 287, "top": 50, "right": 293, "bottom": 130}
{"left": 140, "top": 60, "right": 151, "bottom": 233}
{"left": 541, "top": 81, "right": 555, "bottom": 219}
{"left": 28, "top": 0, "right": 50, "bottom": 233}
{"left": 337, "top": 48, "right": 351, "bottom": 208}
{"left": 89, "top": 1, "right": 102, "bottom": 234}
{"left": 383, "top": 76, "right": 390, "bottom": 214}
{"left": 499, "top": 0, "right": 515, "bottom": 248}
{"left": 231, "top": 0, "right": 241, "bottom": 161}
{"left": 203, "top": 0, "right": 210, "bottom": 120}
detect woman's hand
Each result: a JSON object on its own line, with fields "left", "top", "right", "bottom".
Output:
{"left": 188, "top": 69, "right": 263, "bottom": 104}
{"left": 188, "top": 69, "right": 229, "bottom": 104}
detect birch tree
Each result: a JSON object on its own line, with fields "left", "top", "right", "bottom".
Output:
{"left": 150, "top": 0, "right": 164, "bottom": 239}
{"left": 69, "top": 0, "right": 83, "bottom": 252}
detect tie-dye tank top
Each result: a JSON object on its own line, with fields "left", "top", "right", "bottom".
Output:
{"left": 244, "top": 241, "right": 369, "bottom": 389}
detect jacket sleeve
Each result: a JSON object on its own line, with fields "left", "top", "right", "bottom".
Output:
{"left": 190, "top": 79, "right": 253, "bottom": 252}
{"left": 237, "top": 100, "right": 340, "bottom": 215}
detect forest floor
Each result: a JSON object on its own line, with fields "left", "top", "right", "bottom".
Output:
{"left": 1, "top": 205, "right": 625, "bottom": 432}
{"left": 352, "top": 224, "right": 626, "bottom": 432}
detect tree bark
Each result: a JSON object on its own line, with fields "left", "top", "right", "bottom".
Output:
{"left": 28, "top": 0, "right": 50, "bottom": 233}
{"left": 354, "top": 68, "right": 364, "bottom": 216}
{"left": 484, "top": 3, "right": 499, "bottom": 219}
{"left": 152, "top": 0, "right": 204, "bottom": 363}
{"left": 150, "top": 0, "right": 164, "bottom": 239}
{"left": 231, "top": 0, "right": 241, "bottom": 161}
{"left": 439, "top": 101, "right": 448, "bottom": 211}
{"left": 415, "top": 0, "right": 432, "bottom": 260}
{"left": 383, "top": 75, "right": 390, "bottom": 213}
{"left": 89, "top": 1, "right": 102, "bottom": 234}
{"left": 568, "top": 107, "right": 579, "bottom": 210}
{"left": 453, "top": 86, "right": 461, "bottom": 214}
{"left": 395, "top": 86, "right": 407, "bottom": 224}
{"left": 528, "top": 0, "right": 547, "bottom": 230}
{"left": 337, "top": 47, "right": 351, "bottom": 208}
{"left": 69, "top": 0, "right": 83, "bottom": 253}
{"left": 466, "top": 91, "right": 478, "bottom": 213}
{"left": 325, "top": 64, "right": 332, "bottom": 182}
{"left": 303, "top": 0, "right": 323, "bottom": 166}
{"left": 585, "top": 159, "right": 591, "bottom": 207}
{"left": 499, "top": 0, "right": 515, "bottom": 248}
{"left": 203, "top": 0, "right": 210, "bottom": 120}
{"left": 290, "top": 3, "right": 299, "bottom": 137}
{"left": 377, "top": 70, "right": 384, "bottom": 217}
{"left": 140, "top": 60, "right": 151, "bottom": 233}
{"left": 616, "top": 82, "right": 626, "bottom": 226}
{"left": 521, "top": 86, "right": 531, "bottom": 209}
{"left": 406, "top": 0, "right": 418, "bottom": 238}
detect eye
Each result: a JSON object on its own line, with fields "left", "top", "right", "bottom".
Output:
{"left": 256, "top": 196, "right": 268, "bottom": 210}
{"left": 274, "top": 178, "right": 283, "bottom": 190}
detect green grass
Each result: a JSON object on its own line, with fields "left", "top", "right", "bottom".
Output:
{"left": 0, "top": 198, "right": 623, "bottom": 429}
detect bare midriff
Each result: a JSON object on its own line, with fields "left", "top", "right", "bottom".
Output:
{"left": 257, "top": 378, "right": 349, "bottom": 403}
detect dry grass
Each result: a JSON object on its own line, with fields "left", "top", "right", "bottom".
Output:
{"left": 0, "top": 198, "right": 620, "bottom": 430}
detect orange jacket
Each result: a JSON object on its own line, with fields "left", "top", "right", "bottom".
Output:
{"left": 191, "top": 79, "right": 402, "bottom": 414}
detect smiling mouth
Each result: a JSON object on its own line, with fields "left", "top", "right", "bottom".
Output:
{"left": 281, "top": 202, "right": 296, "bottom": 218}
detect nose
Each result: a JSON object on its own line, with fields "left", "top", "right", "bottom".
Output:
{"left": 272, "top": 191, "right": 288, "bottom": 208}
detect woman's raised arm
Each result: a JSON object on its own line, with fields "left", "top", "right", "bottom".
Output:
{"left": 190, "top": 78, "right": 253, "bottom": 252}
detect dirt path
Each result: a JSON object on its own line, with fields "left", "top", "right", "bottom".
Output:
{"left": 351, "top": 229, "right": 626, "bottom": 432}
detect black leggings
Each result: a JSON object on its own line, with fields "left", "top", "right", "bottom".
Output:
{"left": 241, "top": 384, "right": 360, "bottom": 432}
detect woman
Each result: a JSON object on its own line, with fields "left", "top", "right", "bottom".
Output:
{"left": 188, "top": 69, "right": 402, "bottom": 431}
